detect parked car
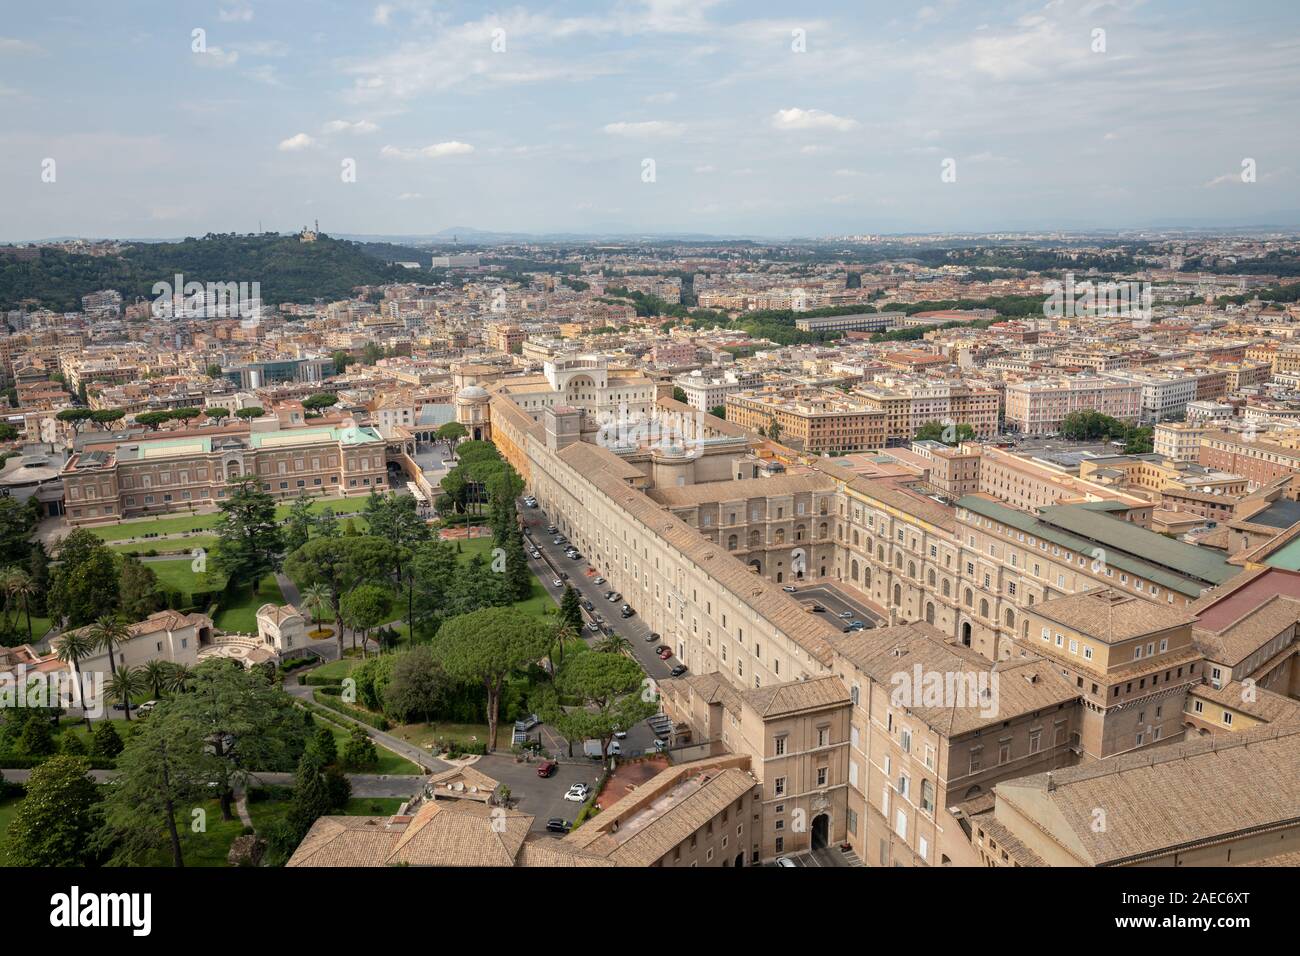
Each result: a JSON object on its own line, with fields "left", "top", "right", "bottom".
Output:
{"left": 546, "top": 525, "right": 557, "bottom": 534}
{"left": 569, "top": 552, "right": 583, "bottom": 561}
{"left": 564, "top": 783, "right": 591, "bottom": 802}
{"left": 776, "top": 857, "right": 798, "bottom": 868}
{"left": 669, "top": 664, "right": 688, "bottom": 677}
{"left": 653, "top": 738, "right": 668, "bottom": 752}
{"left": 808, "top": 604, "right": 826, "bottom": 613}
{"left": 593, "top": 576, "right": 606, "bottom": 585}
{"left": 837, "top": 611, "right": 853, "bottom": 619}
{"left": 782, "top": 585, "right": 797, "bottom": 593}
{"left": 137, "top": 700, "right": 158, "bottom": 715}
{"left": 657, "top": 646, "right": 673, "bottom": 661}
{"left": 552, "top": 578, "right": 564, "bottom": 588}
{"left": 581, "top": 599, "right": 594, "bottom": 611}
{"left": 586, "top": 621, "right": 601, "bottom": 633}
{"left": 620, "top": 605, "right": 634, "bottom": 618}
{"left": 848, "top": 620, "right": 866, "bottom": 630}
{"left": 644, "top": 631, "right": 660, "bottom": 642}
{"left": 608, "top": 740, "right": 622, "bottom": 756}
{"left": 606, "top": 592, "right": 622, "bottom": 603}
{"left": 546, "top": 818, "right": 571, "bottom": 833}
{"left": 552, "top": 536, "right": 566, "bottom": 545}
{"left": 536, "top": 760, "right": 557, "bottom": 778}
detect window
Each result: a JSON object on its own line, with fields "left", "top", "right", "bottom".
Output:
{"left": 773, "top": 777, "right": 786, "bottom": 797}
{"left": 774, "top": 735, "right": 786, "bottom": 756}
{"left": 1223, "top": 711, "right": 1233, "bottom": 726}
{"left": 917, "top": 834, "right": 929, "bottom": 861}
{"left": 894, "top": 808, "right": 907, "bottom": 840}
{"left": 817, "top": 767, "right": 828, "bottom": 787}
{"left": 920, "top": 779, "right": 934, "bottom": 814}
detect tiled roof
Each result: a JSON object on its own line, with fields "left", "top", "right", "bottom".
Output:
{"left": 1192, "top": 594, "right": 1300, "bottom": 666}
{"left": 996, "top": 726, "right": 1300, "bottom": 865}
{"left": 1033, "top": 588, "right": 1196, "bottom": 643}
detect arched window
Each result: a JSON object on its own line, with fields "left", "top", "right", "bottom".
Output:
{"left": 979, "top": 598, "right": 989, "bottom": 618}
{"left": 727, "top": 534, "right": 738, "bottom": 551}
{"left": 850, "top": 559, "right": 860, "bottom": 581}
{"left": 877, "top": 545, "right": 884, "bottom": 561}
{"left": 908, "top": 561, "right": 916, "bottom": 579}
{"left": 942, "top": 579, "right": 951, "bottom": 597}
{"left": 928, "top": 569, "right": 936, "bottom": 586}
{"left": 893, "top": 583, "right": 902, "bottom": 607}
{"left": 795, "top": 524, "right": 805, "bottom": 542}
{"left": 964, "top": 589, "right": 973, "bottom": 607}
{"left": 818, "top": 521, "right": 828, "bottom": 538}
{"left": 925, "top": 602, "right": 935, "bottom": 624}
{"left": 894, "top": 553, "right": 903, "bottom": 570}
{"left": 775, "top": 528, "right": 786, "bottom": 545}
{"left": 1005, "top": 608, "right": 1015, "bottom": 628}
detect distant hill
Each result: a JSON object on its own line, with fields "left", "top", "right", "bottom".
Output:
{"left": 0, "top": 233, "right": 416, "bottom": 312}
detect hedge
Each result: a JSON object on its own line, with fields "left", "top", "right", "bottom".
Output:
{"left": 311, "top": 688, "right": 390, "bottom": 730}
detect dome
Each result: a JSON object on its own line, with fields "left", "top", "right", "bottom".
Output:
{"left": 457, "top": 385, "right": 490, "bottom": 402}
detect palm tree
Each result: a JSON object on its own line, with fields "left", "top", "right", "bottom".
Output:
{"left": 596, "top": 633, "right": 633, "bottom": 656}
{"left": 53, "top": 628, "right": 97, "bottom": 729}
{"left": 106, "top": 664, "right": 145, "bottom": 720}
{"left": 166, "top": 662, "right": 196, "bottom": 695}
{"left": 300, "top": 583, "right": 331, "bottom": 636}
{"left": 2, "top": 568, "right": 36, "bottom": 643}
{"left": 88, "top": 614, "right": 133, "bottom": 669}
{"left": 141, "top": 660, "right": 171, "bottom": 700}
{"left": 548, "top": 622, "right": 578, "bottom": 676}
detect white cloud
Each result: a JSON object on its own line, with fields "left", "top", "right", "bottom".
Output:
{"left": 694, "top": 164, "right": 716, "bottom": 173}
{"left": 602, "top": 120, "right": 685, "bottom": 137}
{"left": 397, "top": 192, "right": 424, "bottom": 200}
{"left": 277, "top": 133, "right": 316, "bottom": 151}
{"left": 0, "top": 37, "right": 43, "bottom": 55}
{"left": 372, "top": 4, "right": 394, "bottom": 26}
{"left": 324, "top": 119, "right": 379, "bottom": 134}
{"left": 195, "top": 46, "right": 240, "bottom": 67}
{"left": 381, "top": 141, "right": 475, "bottom": 159}
{"left": 770, "top": 108, "right": 859, "bottom": 132}
{"left": 646, "top": 92, "right": 677, "bottom": 104}
{"left": 218, "top": 4, "right": 254, "bottom": 23}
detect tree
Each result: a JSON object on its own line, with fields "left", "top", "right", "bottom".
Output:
{"left": 314, "top": 507, "right": 339, "bottom": 538}
{"left": 26, "top": 541, "right": 50, "bottom": 616}
{"left": 55, "top": 407, "right": 94, "bottom": 437}
{"left": 672, "top": 386, "right": 688, "bottom": 403}
{"left": 207, "top": 407, "right": 230, "bottom": 425}
{"left": 550, "top": 652, "right": 656, "bottom": 761}
{"left": 90, "top": 408, "right": 126, "bottom": 429}
{"left": 300, "top": 582, "right": 331, "bottom": 635}
{"left": 435, "top": 421, "right": 467, "bottom": 454}
{"left": 433, "top": 607, "right": 550, "bottom": 752}
{"left": 166, "top": 659, "right": 305, "bottom": 820}
{"left": 383, "top": 645, "right": 450, "bottom": 723}
{"left": 362, "top": 341, "right": 383, "bottom": 365}
{"left": 97, "top": 710, "right": 211, "bottom": 867}
{"left": 286, "top": 754, "right": 333, "bottom": 842}
{"left": 302, "top": 393, "right": 339, "bottom": 411}
{"left": 501, "top": 523, "right": 533, "bottom": 602}
{"left": 17, "top": 714, "right": 56, "bottom": 757}
{"left": 141, "top": 659, "right": 172, "bottom": 699}
{"left": 106, "top": 664, "right": 145, "bottom": 721}
{"left": 407, "top": 539, "right": 459, "bottom": 638}
{"left": 90, "top": 718, "right": 123, "bottom": 758}
{"left": 206, "top": 364, "right": 224, "bottom": 378}
{"left": 595, "top": 632, "right": 633, "bottom": 655}
{"left": 284, "top": 492, "right": 316, "bottom": 554}
{"left": 914, "top": 420, "right": 975, "bottom": 446}
{"left": 559, "top": 585, "right": 583, "bottom": 634}
{"left": 134, "top": 410, "right": 171, "bottom": 431}
{"left": 340, "top": 583, "right": 390, "bottom": 658}
{"left": 709, "top": 404, "right": 727, "bottom": 419}
{"left": 4, "top": 755, "right": 101, "bottom": 867}
{"left": 234, "top": 406, "right": 264, "bottom": 420}
{"left": 331, "top": 350, "right": 352, "bottom": 374}
{"left": 211, "top": 474, "right": 283, "bottom": 594}
{"left": 341, "top": 724, "right": 378, "bottom": 771}
{"left": 168, "top": 407, "right": 202, "bottom": 424}
{"left": 0, "top": 498, "right": 39, "bottom": 567}
{"left": 47, "top": 530, "right": 120, "bottom": 628}
{"left": 305, "top": 723, "right": 338, "bottom": 767}
{"left": 283, "top": 536, "right": 391, "bottom": 659}
{"left": 766, "top": 415, "right": 782, "bottom": 442}
{"left": 2, "top": 567, "right": 37, "bottom": 642}
{"left": 53, "top": 627, "right": 97, "bottom": 729}
{"left": 119, "top": 555, "right": 162, "bottom": 620}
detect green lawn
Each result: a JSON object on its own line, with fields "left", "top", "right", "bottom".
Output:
{"left": 212, "top": 573, "right": 285, "bottom": 633}
{"left": 2, "top": 614, "right": 54, "bottom": 643}
{"left": 89, "top": 497, "right": 361, "bottom": 543}
{"left": 344, "top": 797, "right": 404, "bottom": 816}
{"left": 388, "top": 720, "right": 513, "bottom": 753}
{"left": 0, "top": 796, "right": 21, "bottom": 839}
{"left": 111, "top": 534, "right": 218, "bottom": 556}
{"left": 144, "top": 798, "right": 247, "bottom": 867}
{"left": 307, "top": 659, "right": 358, "bottom": 682}
{"left": 147, "top": 559, "right": 228, "bottom": 603}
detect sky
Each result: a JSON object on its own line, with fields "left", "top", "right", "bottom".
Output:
{"left": 3, "top": 0, "right": 1300, "bottom": 240}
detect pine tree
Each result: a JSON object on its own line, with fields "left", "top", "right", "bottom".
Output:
{"left": 90, "top": 719, "right": 124, "bottom": 759}
{"left": 287, "top": 755, "right": 332, "bottom": 840}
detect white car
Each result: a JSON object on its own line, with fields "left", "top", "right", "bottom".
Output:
{"left": 552, "top": 578, "right": 564, "bottom": 588}
{"left": 775, "top": 856, "right": 798, "bottom": 868}
{"left": 593, "top": 576, "right": 605, "bottom": 585}
{"left": 781, "top": 585, "right": 797, "bottom": 593}
{"left": 563, "top": 784, "right": 590, "bottom": 803}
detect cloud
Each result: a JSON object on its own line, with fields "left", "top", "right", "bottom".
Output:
{"left": 372, "top": 4, "right": 394, "bottom": 26}
{"left": 694, "top": 164, "right": 716, "bottom": 173}
{"left": 770, "top": 108, "right": 859, "bottom": 132}
{"left": 0, "top": 37, "right": 43, "bottom": 55}
{"left": 218, "top": 4, "right": 254, "bottom": 23}
{"left": 397, "top": 192, "right": 424, "bottom": 200}
{"left": 646, "top": 92, "right": 677, "bottom": 104}
{"left": 324, "top": 119, "right": 379, "bottom": 134}
{"left": 194, "top": 46, "right": 240, "bottom": 67}
{"left": 277, "top": 133, "right": 316, "bottom": 151}
{"left": 602, "top": 120, "right": 685, "bottom": 137}
{"left": 381, "top": 141, "right": 475, "bottom": 159}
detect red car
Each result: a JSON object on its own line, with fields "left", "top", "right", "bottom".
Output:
{"left": 536, "top": 760, "right": 557, "bottom": 778}
{"left": 657, "top": 646, "right": 674, "bottom": 661}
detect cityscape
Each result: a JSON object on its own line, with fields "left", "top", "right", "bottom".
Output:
{"left": 0, "top": 0, "right": 1295, "bottom": 931}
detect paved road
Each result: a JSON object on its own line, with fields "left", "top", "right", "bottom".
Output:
{"left": 522, "top": 504, "right": 675, "bottom": 690}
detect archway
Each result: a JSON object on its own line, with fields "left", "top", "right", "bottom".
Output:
{"left": 961, "top": 621, "right": 972, "bottom": 647}
{"left": 734, "top": 853, "right": 744, "bottom": 868}
{"left": 811, "top": 813, "right": 829, "bottom": 850}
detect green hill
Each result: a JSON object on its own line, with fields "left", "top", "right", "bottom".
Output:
{"left": 0, "top": 233, "right": 415, "bottom": 311}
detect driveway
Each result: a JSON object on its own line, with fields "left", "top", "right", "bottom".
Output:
{"left": 787, "top": 583, "right": 885, "bottom": 629}
{"left": 476, "top": 752, "right": 602, "bottom": 831}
